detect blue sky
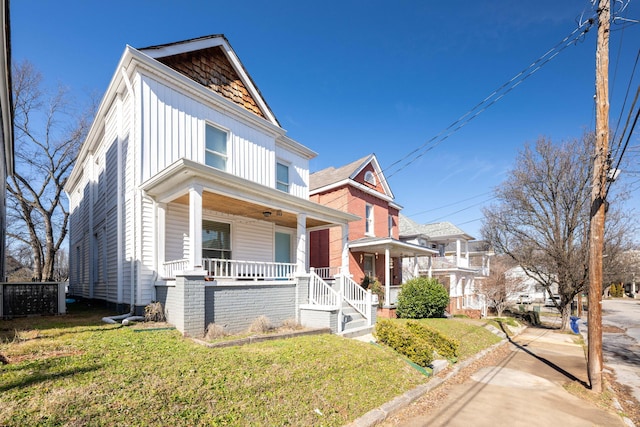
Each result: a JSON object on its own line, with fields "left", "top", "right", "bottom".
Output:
{"left": 11, "top": 1, "right": 640, "bottom": 239}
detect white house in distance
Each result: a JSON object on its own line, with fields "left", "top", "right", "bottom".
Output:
{"left": 65, "top": 35, "right": 371, "bottom": 336}
{"left": 399, "top": 215, "right": 492, "bottom": 318}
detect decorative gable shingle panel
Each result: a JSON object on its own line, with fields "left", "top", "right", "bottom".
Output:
{"left": 157, "top": 46, "right": 266, "bottom": 120}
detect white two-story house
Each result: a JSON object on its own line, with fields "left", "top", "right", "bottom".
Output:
{"left": 65, "top": 35, "right": 361, "bottom": 335}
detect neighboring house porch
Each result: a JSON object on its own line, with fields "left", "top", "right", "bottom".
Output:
{"left": 400, "top": 216, "right": 492, "bottom": 318}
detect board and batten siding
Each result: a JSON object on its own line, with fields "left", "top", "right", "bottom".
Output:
{"left": 165, "top": 202, "right": 190, "bottom": 263}
{"left": 138, "top": 197, "right": 156, "bottom": 305}
{"left": 138, "top": 74, "right": 308, "bottom": 198}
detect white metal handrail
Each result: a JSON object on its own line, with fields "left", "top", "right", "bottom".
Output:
{"left": 309, "top": 271, "right": 340, "bottom": 307}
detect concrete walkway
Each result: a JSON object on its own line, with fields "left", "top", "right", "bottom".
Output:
{"left": 361, "top": 327, "right": 628, "bottom": 427}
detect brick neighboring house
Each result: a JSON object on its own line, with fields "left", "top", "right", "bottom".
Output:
{"left": 309, "top": 154, "right": 436, "bottom": 310}
{"left": 399, "top": 215, "right": 492, "bottom": 318}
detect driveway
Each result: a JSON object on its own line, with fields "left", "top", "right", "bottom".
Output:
{"left": 601, "top": 298, "right": 640, "bottom": 403}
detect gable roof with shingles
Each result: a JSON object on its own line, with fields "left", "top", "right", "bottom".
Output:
{"left": 138, "top": 34, "right": 278, "bottom": 126}
{"left": 310, "top": 155, "right": 371, "bottom": 191}
{"left": 309, "top": 153, "right": 395, "bottom": 201}
{"left": 398, "top": 214, "right": 474, "bottom": 241}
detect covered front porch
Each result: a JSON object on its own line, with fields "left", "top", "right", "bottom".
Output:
{"left": 347, "top": 237, "right": 438, "bottom": 308}
{"left": 140, "top": 159, "right": 359, "bottom": 281}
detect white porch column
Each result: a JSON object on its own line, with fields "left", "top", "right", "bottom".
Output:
{"left": 456, "top": 239, "right": 462, "bottom": 263}
{"left": 189, "top": 185, "right": 203, "bottom": 269}
{"left": 464, "top": 240, "right": 469, "bottom": 259}
{"left": 296, "top": 213, "right": 307, "bottom": 273}
{"left": 384, "top": 247, "right": 391, "bottom": 306}
{"left": 428, "top": 256, "right": 433, "bottom": 278}
{"left": 341, "top": 224, "right": 349, "bottom": 275}
{"left": 157, "top": 202, "right": 166, "bottom": 277}
{"left": 413, "top": 254, "right": 419, "bottom": 278}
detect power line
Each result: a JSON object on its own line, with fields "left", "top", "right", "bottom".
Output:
{"left": 381, "top": 15, "right": 597, "bottom": 180}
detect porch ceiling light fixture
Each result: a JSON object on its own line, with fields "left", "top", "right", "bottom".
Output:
{"left": 263, "top": 210, "right": 272, "bottom": 218}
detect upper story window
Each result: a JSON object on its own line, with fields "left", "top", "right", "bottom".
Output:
{"left": 388, "top": 214, "right": 393, "bottom": 237}
{"left": 205, "top": 124, "right": 228, "bottom": 170}
{"left": 276, "top": 162, "right": 289, "bottom": 192}
{"left": 364, "top": 170, "right": 376, "bottom": 186}
{"left": 365, "top": 203, "right": 374, "bottom": 236}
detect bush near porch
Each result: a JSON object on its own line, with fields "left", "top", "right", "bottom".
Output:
{"left": 396, "top": 277, "right": 449, "bottom": 319}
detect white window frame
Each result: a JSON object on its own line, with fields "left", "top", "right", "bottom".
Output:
{"left": 364, "top": 170, "right": 376, "bottom": 186}
{"left": 365, "top": 203, "right": 374, "bottom": 236}
{"left": 363, "top": 254, "right": 375, "bottom": 278}
{"left": 276, "top": 161, "right": 290, "bottom": 193}
{"left": 202, "top": 219, "right": 232, "bottom": 260}
{"left": 204, "top": 123, "right": 228, "bottom": 171}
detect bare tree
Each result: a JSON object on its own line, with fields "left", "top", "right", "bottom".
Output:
{"left": 6, "top": 61, "right": 92, "bottom": 282}
{"left": 478, "top": 256, "right": 524, "bottom": 317}
{"left": 482, "top": 135, "right": 634, "bottom": 330}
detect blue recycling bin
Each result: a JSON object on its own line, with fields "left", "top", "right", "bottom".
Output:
{"left": 570, "top": 316, "right": 580, "bottom": 334}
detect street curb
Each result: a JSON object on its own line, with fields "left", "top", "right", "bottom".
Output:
{"left": 344, "top": 336, "right": 511, "bottom": 427}
{"left": 579, "top": 321, "right": 636, "bottom": 427}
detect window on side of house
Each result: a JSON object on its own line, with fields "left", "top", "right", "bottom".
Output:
{"left": 202, "top": 220, "right": 231, "bottom": 260}
{"left": 276, "top": 162, "right": 289, "bottom": 192}
{"left": 205, "top": 124, "right": 227, "bottom": 170}
{"left": 388, "top": 214, "right": 393, "bottom": 237}
{"left": 365, "top": 203, "right": 374, "bottom": 236}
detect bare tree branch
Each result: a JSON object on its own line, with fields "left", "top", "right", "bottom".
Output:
{"left": 6, "top": 60, "right": 93, "bottom": 281}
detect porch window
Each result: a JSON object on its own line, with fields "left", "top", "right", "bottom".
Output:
{"left": 365, "top": 203, "right": 374, "bottom": 236}
{"left": 276, "top": 162, "right": 289, "bottom": 192}
{"left": 202, "top": 220, "right": 231, "bottom": 260}
{"left": 205, "top": 124, "right": 227, "bottom": 170}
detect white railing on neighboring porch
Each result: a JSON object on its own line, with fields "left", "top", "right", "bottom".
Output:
{"left": 308, "top": 270, "right": 340, "bottom": 307}
{"left": 313, "top": 266, "right": 341, "bottom": 280}
{"left": 162, "top": 258, "right": 296, "bottom": 280}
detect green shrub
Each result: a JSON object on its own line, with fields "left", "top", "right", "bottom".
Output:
{"left": 396, "top": 277, "right": 449, "bottom": 319}
{"left": 374, "top": 319, "right": 435, "bottom": 367}
{"left": 404, "top": 320, "right": 459, "bottom": 360}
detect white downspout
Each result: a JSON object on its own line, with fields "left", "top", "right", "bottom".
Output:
{"left": 121, "top": 66, "right": 136, "bottom": 313}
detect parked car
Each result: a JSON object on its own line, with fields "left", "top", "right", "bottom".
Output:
{"left": 545, "top": 295, "right": 561, "bottom": 306}
{"left": 517, "top": 294, "right": 532, "bottom": 304}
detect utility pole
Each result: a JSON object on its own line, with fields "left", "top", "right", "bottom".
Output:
{"left": 588, "top": 0, "right": 610, "bottom": 394}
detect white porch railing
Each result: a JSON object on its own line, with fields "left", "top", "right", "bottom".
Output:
{"left": 339, "top": 275, "right": 373, "bottom": 325}
{"left": 202, "top": 258, "right": 297, "bottom": 280}
{"left": 309, "top": 270, "right": 340, "bottom": 307}
{"left": 313, "top": 266, "right": 341, "bottom": 280}
{"left": 162, "top": 259, "right": 190, "bottom": 279}
{"left": 162, "top": 258, "right": 296, "bottom": 280}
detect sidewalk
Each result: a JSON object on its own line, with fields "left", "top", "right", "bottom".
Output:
{"left": 351, "top": 327, "right": 628, "bottom": 427}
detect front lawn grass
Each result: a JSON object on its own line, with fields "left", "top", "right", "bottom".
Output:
{"left": 1, "top": 305, "right": 506, "bottom": 426}
{"left": 2, "top": 305, "right": 428, "bottom": 426}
